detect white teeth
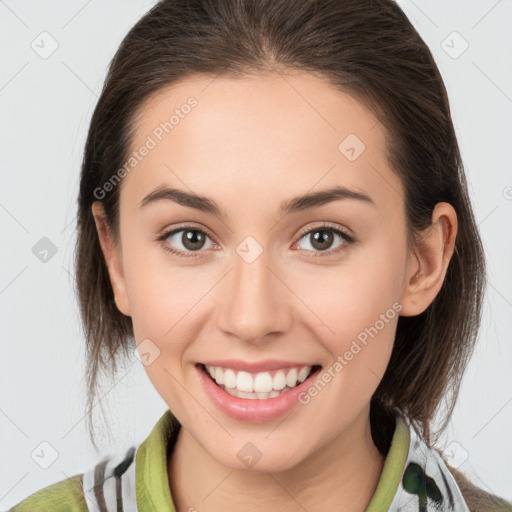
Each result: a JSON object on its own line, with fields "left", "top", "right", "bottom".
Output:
{"left": 223, "top": 368, "right": 237, "bottom": 389}
{"left": 204, "top": 364, "right": 315, "bottom": 395}
{"left": 224, "top": 387, "right": 288, "bottom": 399}
{"left": 253, "top": 372, "right": 273, "bottom": 393}
{"left": 236, "top": 371, "right": 254, "bottom": 392}
{"left": 214, "top": 366, "right": 224, "bottom": 385}
{"left": 285, "top": 368, "right": 298, "bottom": 388}
{"left": 298, "top": 366, "right": 311, "bottom": 383}
{"left": 273, "top": 370, "right": 287, "bottom": 390}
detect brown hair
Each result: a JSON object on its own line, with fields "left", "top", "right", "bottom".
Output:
{"left": 74, "top": 0, "right": 506, "bottom": 507}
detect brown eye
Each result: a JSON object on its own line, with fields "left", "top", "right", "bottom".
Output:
{"left": 309, "top": 229, "right": 335, "bottom": 251}
{"left": 160, "top": 227, "right": 215, "bottom": 256}
{"left": 181, "top": 229, "right": 207, "bottom": 251}
{"left": 296, "top": 224, "right": 353, "bottom": 255}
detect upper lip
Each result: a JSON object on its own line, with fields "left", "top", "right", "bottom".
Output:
{"left": 199, "top": 359, "right": 320, "bottom": 373}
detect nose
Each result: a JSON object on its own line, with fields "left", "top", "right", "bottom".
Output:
{"left": 215, "top": 248, "right": 293, "bottom": 344}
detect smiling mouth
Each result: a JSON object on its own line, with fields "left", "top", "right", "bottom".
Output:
{"left": 197, "top": 362, "right": 322, "bottom": 399}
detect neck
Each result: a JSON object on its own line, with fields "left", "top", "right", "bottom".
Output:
{"left": 168, "top": 407, "right": 386, "bottom": 512}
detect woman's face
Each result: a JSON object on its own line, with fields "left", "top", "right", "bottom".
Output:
{"left": 96, "top": 71, "right": 421, "bottom": 471}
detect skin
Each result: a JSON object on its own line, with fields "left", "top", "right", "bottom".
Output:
{"left": 92, "top": 70, "right": 457, "bottom": 512}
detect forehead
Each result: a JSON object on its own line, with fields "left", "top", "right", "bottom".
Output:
{"left": 121, "top": 71, "right": 402, "bottom": 213}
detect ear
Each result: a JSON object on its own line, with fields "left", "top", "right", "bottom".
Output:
{"left": 91, "top": 201, "right": 131, "bottom": 317}
{"left": 399, "top": 202, "right": 458, "bottom": 317}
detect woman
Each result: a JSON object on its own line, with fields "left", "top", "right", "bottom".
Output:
{"left": 10, "top": 0, "right": 511, "bottom": 510}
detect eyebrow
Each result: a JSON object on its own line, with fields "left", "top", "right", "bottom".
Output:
{"left": 139, "top": 184, "right": 375, "bottom": 217}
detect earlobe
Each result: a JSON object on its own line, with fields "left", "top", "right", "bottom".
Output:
{"left": 91, "top": 202, "right": 131, "bottom": 316}
{"left": 399, "top": 202, "right": 458, "bottom": 317}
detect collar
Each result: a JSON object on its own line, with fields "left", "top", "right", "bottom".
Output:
{"left": 391, "top": 415, "right": 470, "bottom": 511}
{"left": 134, "top": 409, "right": 470, "bottom": 511}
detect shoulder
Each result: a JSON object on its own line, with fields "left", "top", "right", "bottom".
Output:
{"left": 391, "top": 414, "right": 511, "bottom": 512}
{"left": 8, "top": 445, "right": 137, "bottom": 512}
{"left": 8, "top": 473, "right": 88, "bottom": 511}
{"left": 443, "top": 460, "right": 512, "bottom": 512}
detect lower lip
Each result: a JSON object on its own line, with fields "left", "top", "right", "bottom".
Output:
{"left": 196, "top": 363, "right": 322, "bottom": 422}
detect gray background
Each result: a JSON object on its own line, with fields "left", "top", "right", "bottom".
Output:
{"left": 1, "top": 0, "right": 511, "bottom": 508}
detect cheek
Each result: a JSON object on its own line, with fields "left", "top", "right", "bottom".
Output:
{"left": 300, "top": 245, "right": 404, "bottom": 333}
{"left": 120, "top": 231, "right": 202, "bottom": 330}
{"left": 299, "top": 270, "right": 400, "bottom": 416}
{"left": 119, "top": 249, "right": 195, "bottom": 396}
{"left": 122, "top": 248, "right": 200, "bottom": 404}
{"left": 294, "top": 239, "right": 404, "bottom": 376}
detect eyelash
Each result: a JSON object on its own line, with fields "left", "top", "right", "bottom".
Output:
{"left": 157, "top": 222, "right": 355, "bottom": 259}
